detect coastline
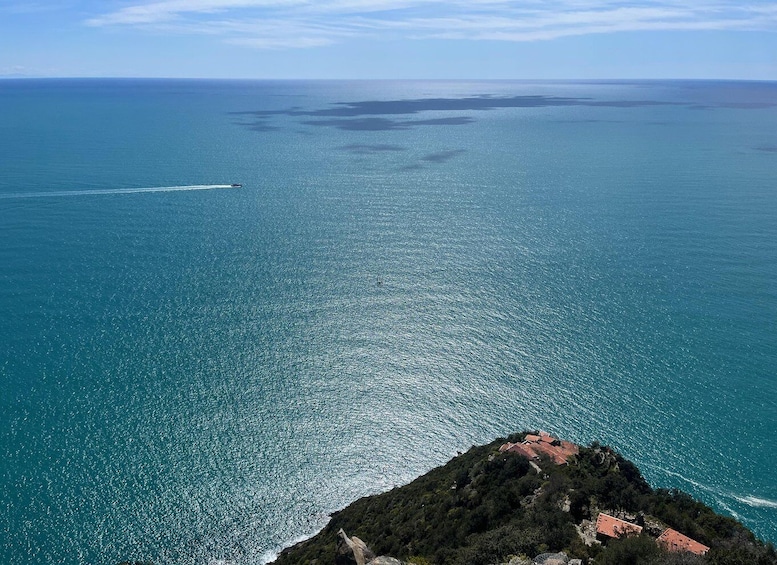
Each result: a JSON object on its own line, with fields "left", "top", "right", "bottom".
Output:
{"left": 270, "top": 432, "right": 776, "bottom": 565}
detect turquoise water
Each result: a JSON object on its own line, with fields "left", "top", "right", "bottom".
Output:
{"left": 1, "top": 79, "right": 776, "bottom": 564}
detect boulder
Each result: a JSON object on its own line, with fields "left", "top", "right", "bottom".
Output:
{"left": 533, "top": 552, "right": 569, "bottom": 565}
{"left": 336, "top": 529, "right": 375, "bottom": 565}
{"left": 505, "top": 556, "right": 532, "bottom": 565}
{"left": 367, "top": 557, "right": 403, "bottom": 565}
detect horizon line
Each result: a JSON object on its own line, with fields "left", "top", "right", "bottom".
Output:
{"left": 2, "top": 76, "right": 776, "bottom": 83}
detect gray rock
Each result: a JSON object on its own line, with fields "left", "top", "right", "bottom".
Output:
{"left": 367, "top": 557, "right": 403, "bottom": 565}
{"left": 336, "top": 530, "right": 376, "bottom": 565}
{"left": 533, "top": 552, "right": 569, "bottom": 565}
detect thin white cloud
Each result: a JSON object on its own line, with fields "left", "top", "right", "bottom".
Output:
{"left": 85, "top": 1, "right": 777, "bottom": 49}
{"left": 87, "top": 0, "right": 316, "bottom": 26}
{"left": 85, "top": 0, "right": 424, "bottom": 25}
{"left": 0, "top": 1, "right": 75, "bottom": 14}
{"left": 150, "top": 16, "right": 358, "bottom": 48}
{"left": 227, "top": 35, "right": 336, "bottom": 48}
{"left": 0, "top": 65, "right": 28, "bottom": 76}
{"left": 0, "top": 64, "right": 54, "bottom": 77}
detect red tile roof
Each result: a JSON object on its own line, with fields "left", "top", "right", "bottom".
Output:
{"left": 595, "top": 513, "right": 643, "bottom": 539}
{"left": 499, "top": 434, "right": 579, "bottom": 465}
{"left": 505, "top": 443, "right": 538, "bottom": 460}
{"left": 533, "top": 439, "right": 579, "bottom": 465}
{"left": 657, "top": 528, "right": 710, "bottom": 555}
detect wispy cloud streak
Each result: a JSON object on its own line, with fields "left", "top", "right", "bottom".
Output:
{"left": 85, "top": 1, "right": 777, "bottom": 49}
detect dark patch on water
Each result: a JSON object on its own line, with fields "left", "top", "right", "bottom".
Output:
{"left": 421, "top": 149, "right": 466, "bottom": 163}
{"left": 338, "top": 144, "right": 406, "bottom": 154}
{"left": 231, "top": 106, "right": 304, "bottom": 115}
{"left": 554, "top": 119, "right": 626, "bottom": 124}
{"left": 232, "top": 94, "right": 683, "bottom": 134}
{"left": 233, "top": 115, "right": 280, "bottom": 132}
{"left": 302, "top": 118, "right": 398, "bottom": 131}
{"left": 414, "top": 117, "right": 474, "bottom": 126}
{"left": 690, "top": 102, "right": 777, "bottom": 111}
{"left": 301, "top": 116, "right": 474, "bottom": 131}
{"left": 245, "top": 123, "right": 281, "bottom": 132}
{"left": 397, "top": 149, "right": 466, "bottom": 171}
{"left": 719, "top": 102, "right": 777, "bottom": 109}
{"left": 754, "top": 145, "right": 777, "bottom": 153}
{"left": 236, "top": 95, "right": 678, "bottom": 119}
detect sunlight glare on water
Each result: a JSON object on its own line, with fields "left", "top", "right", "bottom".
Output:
{"left": 1, "top": 79, "right": 776, "bottom": 564}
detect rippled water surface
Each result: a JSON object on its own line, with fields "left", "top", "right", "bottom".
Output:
{"left": 1, "top": 79, "right": 776, "bottom": 564}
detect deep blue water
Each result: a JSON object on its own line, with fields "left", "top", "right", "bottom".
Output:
{"left": 1, "top": 79, "right": 776, "bottom": 564}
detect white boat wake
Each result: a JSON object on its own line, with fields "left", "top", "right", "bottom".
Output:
{"left": 643, "top": 463, "right": 777, "bottom": 514}
{"left": 0, "top": 184, "right": 237, "bottom": 199}
{"left": 734, "top": 496, "right": 777, "bottom": 509}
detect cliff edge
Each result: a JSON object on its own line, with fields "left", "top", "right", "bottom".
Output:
{"left": 274, "top": 432, "right": 776, "bottom": 565}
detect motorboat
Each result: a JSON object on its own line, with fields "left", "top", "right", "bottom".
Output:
{"left": 231, "top": 183, "right": 242, "bottom": 188}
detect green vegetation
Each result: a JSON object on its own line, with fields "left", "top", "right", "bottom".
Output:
{"left": 274, "top": 433, "right": 776, "bottom": 565}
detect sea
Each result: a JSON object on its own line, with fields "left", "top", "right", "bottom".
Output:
{"left": 1, "top": 79, "right": 775, "bottom": 564}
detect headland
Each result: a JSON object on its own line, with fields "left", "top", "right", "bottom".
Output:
{"left": 272, "top": 432, "right": 776, "bottom": 565}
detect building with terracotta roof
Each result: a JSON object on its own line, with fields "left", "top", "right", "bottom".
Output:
{"left": 657, "top": 528, "right": 710, "bottom": 555}
{"left": 499, "top": 432, "right": 579, "bottom": 466}
{"left": 595, "top": 513, "right": 643, "bottom": 541}
{"left": 503, "top": 443, "right": 537, "bottom": 461}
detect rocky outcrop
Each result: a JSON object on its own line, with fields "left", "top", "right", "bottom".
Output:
{"left": 274, "top": 433, "right": 776, "bottom": 565}
{"left": 532, "top": 552, "right": 569, "bottom": 565}
{"left": 367, "top": 557, "right": 403, "bottom": 565}
{"left": 336, "top": 529, "right": 375, "bottom": 565}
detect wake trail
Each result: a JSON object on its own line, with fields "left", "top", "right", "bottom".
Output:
{"left": 0, "top": 185, "right": 236, "bottom": 199}
{"left": 734, "top": 496, "right": 777, "bottom": 509}
{"left": 642, "top": 463, "right": 777, "bottom": 513}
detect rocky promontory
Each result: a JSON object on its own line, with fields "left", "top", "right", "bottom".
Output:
{"left": 274, "top": 432, "right": 776, "bottom": 565}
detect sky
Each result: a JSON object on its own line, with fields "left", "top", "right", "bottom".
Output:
{"left": 1, "top": 0, "right": 776, "bottom": 79}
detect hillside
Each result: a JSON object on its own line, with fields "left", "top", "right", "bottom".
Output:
{"left": 274, "top": 432, "right": 776, "bottom": 565}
